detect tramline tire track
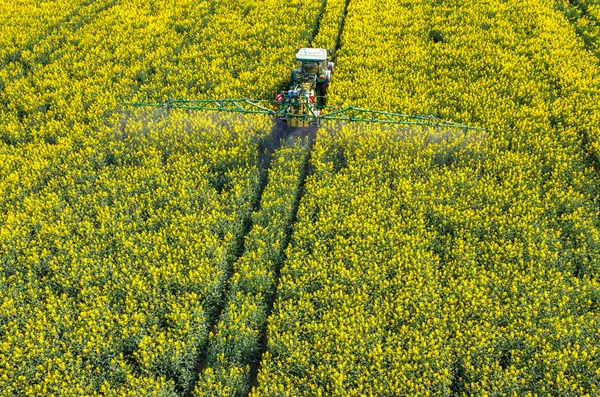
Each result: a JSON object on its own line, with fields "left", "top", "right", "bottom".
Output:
{"left": 247, "top": 134, "right": 313, "bottom": 394}
{"left": 184, "top": 124, "right": 278, "bottom": 397}
{"left": 332, "top": 0, "right": 352, "bottom": 60}
{"left": 0, "top": 0, "right": 96, "bottom": 67}
{"left": 246, "top": 2, "right": 352, "bottom": 394}
{"left": 310, "top": 0, "right": 328, "bottom": 46}
{"left": 0, "top": 0, "right": 120, "bottom": 76}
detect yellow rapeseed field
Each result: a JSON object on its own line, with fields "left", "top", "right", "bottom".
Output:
{"left": 0, "top": 0, "right": 321, "bottom": 394}
{"left": 252, "top": 0, "right": 600, "bottom": 396}
{"left": 1, "top": 0, "right": 600, "bottom": 396}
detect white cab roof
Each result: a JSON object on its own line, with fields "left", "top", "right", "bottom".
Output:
{"left": 296, "top": 48, "right": 328, "bottom": 62}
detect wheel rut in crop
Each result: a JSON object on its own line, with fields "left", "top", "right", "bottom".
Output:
{"left": 247, "top": 131, "right": 314, "bottom": 395}
{"left": 245, "top": 3, "right": 351, "bottom": 392}
{"left": 333, "top": 0, "right": 352, "bottom": 59}
{"left": 184, "top": 123, "right": 282, "bottom": 397}
{"left": 1, "top": 0, "right": 120, "bottom": 74}
{"left": 311, "top": 0, "right": 328, "bottom": 43}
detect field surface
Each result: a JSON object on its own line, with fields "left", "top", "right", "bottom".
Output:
{"left": 1, "top": 0, "right": 600, "bottom": 396}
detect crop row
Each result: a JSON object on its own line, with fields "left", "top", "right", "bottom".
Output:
{"left": 0, "top": 0, "right": 93, "bottom": 66}
{"left": 195, "top": 139, "right": 309, "bottom": 397}
{"left": 0, "top": 110, "right": 271, "bottom": 395}
{"left": 253, "top": 0, "right": 600, "bottom": 395}
{"left": 0, "top": 0, "right": 326, "bottom": 395}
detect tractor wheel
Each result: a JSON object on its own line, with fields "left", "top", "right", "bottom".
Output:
{"left": 317, "top": 82, "right": 328, "bottom": 107}
{"left": 328, "top": 62, "right": 334, "bottom": 73}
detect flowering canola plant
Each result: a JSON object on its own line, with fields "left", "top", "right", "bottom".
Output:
{"left": 195, "top": 140, "right": 309, "bottom": 397}
{"left": 0, "top": 0, "right": 324, "bottom": 395}
{"left": 252, "top": 0, "right": 600, "bottom": 395}
{"left": 2, "top": 0, "right": 600, "bottom": 395}
{"left": 0, "top": 0, "right": 93, "bottom": 64}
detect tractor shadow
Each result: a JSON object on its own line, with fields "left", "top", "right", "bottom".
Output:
{"left": 269, "top": 117, "right": 317, "bottom": 150}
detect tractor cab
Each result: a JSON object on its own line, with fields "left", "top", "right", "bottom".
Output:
{"left": 291, "top": 48, "right": 333, "bottom": 84}
{"left": 276, "top": 48, "right": 335, "bottom": 128}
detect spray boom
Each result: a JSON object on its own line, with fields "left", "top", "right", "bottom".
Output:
{"left": 123, "top": 97, "right": 484, "bottom": 132}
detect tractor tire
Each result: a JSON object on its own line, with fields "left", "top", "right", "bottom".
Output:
{"left": 328, "top": 62, "right": 334, "bottom": 73}
{"left": 316, "top": 82, "right": 328, "bottom": 107}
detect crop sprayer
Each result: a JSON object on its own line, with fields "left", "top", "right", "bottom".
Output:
{"left": 123, "top": 48, "right": 484, "bottom": 135}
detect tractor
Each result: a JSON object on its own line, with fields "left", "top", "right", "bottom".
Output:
{"left": 123, "top": 48, "right": 483, "bottom": 134}
{"left": 275, "top": 48, "right": 334, "bottom": 128}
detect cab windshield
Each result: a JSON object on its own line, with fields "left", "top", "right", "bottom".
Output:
{"left": 299, "top": 61, "right": 320, "bottom": 75}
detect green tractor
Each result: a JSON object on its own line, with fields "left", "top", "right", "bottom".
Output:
{"left": 290, "top": 48, "right": 334, "bottom": 103}
{"left": 123, "top": 48, "right": 484, "bottom": 134}
{"left": 279, "top": 48, "right": 334, "bottom": 128}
